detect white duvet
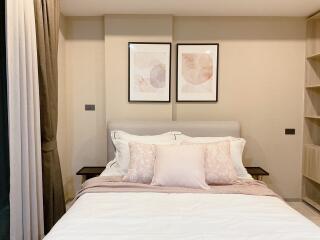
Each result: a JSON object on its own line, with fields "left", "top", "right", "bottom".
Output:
{"left": 44, "top": 192, "right": 320, "bottom": 240}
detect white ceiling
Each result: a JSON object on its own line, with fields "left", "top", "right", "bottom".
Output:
{"left": 61, "top": 0, "right": 320, "bottom": 17}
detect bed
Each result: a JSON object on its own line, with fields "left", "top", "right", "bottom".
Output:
{"left": 44, "top": 121, "right": 320, "bottom": 240}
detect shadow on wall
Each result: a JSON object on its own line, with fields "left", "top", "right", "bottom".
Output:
{"left": 63, "top": 15, "right": 306, "bottom": 41}
{"left": 173, "top": 17, "right": 305, "bottom": 41}
{"left": 65, "top": 16, "right": 105, "bottom": 40}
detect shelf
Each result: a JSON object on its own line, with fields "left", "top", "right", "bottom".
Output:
{"left": 307, "top": 53, "right": 320, "bottom": 60}
{"left": 303, "top": 144, "right": 320, "bottom": 184}
{"left": 305, "top": 115, "right": 320, "bottom": 119}
{"left": 302, "top": 177, "right": 320, "bottom": 212}
{"left": 306, "top": 58, "right": 320, "bottom": 85}
{"left": 306, "top": 17, "right": 320, "bottom": 59}
{"left": 303, "top": 174, "right": 320, "bottom": 185}
{"left": 304, "top": 118, "right": 320, "bottom": 145}
{"left": 308, "top": 11, "right": 320, "bottom": 21}
{"left": 306, "top": 83, "right": 320, "bottom": 89}
{"left": 304, "top": 143, "right": 320, "bottom": 147}
{"left": 305, "top": 88, "right": 320, "bottom": 116}
{"left": 303, "top": 196, "right": 320, "bottom": 212}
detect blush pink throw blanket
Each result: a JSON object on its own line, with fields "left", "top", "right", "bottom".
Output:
{"left": 75, "top": 176, "right": 279, "bottom": 200}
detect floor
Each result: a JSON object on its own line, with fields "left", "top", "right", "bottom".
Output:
{"left": 288, "top": 201, "right": 320, "bottom": 226}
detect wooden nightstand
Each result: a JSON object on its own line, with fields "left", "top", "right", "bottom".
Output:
{"left": 76, "top": 167, "right": 105, "bottom": 182}
{"left": 245, "top": 167, "right": 269, "bottom": 180}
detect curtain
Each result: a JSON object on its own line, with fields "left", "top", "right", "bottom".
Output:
{"left": 34, "top": 0, "right": 66, "bottom": 234}
{"left": 6, "top": 0, "right": 44, "bottom": 239}
{"left": 0, "top": 0, "right": 10, "bottom": 238}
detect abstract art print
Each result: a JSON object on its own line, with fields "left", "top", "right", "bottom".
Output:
{"left": 176, "top": 44, "right": 219, "bottom": 102}
{"left": 128, "top": 42, "right": 171, "bottom": 102}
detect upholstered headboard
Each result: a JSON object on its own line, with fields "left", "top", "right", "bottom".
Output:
{"left": 106, "top": 121, "right": 240, "bottom": 162}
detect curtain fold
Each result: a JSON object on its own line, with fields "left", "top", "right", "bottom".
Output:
{"left": 33, "top": 0, "right": 66, "bottom": 234}
{"left": 6, "top": 0, "right": 44, "bottom": 239}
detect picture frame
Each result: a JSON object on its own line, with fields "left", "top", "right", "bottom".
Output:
{"left": 176, "top": 43, "right": 219, "bottom": 102}
{"left": 128, "top": 42, "right": 171, "bottom": 102}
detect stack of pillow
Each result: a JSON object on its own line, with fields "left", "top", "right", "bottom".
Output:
{"left": 103, "top": 130, "right": 251, "bottom": 189}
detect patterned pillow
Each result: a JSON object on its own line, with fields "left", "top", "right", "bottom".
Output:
{"left": 123, "top": 142, "right": 156, "bottom": 184}
{"left": 111, "top": 131, "right": 178, "bottom": 174}
{"left": 178, "top": 134, "right": 251, "bottom": 179}
{"left": 205, "top": 141, "right": 238, "bottom": 185}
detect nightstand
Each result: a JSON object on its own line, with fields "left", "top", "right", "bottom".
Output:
{"left": 76, "top": 167, "right": 105, "bottom": 182}
{"left": 245, "top": 167, "right": 269, "bottom": 180}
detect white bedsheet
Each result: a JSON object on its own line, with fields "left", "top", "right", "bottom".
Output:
{"left": 44, "top": 192, "right": 320, "bottom": 240}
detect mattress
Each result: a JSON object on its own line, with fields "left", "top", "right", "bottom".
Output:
{"left": 44, "top": 191, "right": 320, "bottom": 240}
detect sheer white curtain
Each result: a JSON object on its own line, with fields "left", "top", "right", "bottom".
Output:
{"left": 6, "top": 0, "right": 44, "bottom": 239}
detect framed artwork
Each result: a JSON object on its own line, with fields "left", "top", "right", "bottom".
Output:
{"left": 176, "top": 43, "right": 219, "bottom": 102}
{"left": 128, "top": 42, "right": 171, "bottom": 102}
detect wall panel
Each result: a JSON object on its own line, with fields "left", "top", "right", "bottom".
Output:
{"left": 58, "top": 15, "right": 305, "bottom": 199}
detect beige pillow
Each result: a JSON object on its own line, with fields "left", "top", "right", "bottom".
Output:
{"left": 151, "top": 144, "right": 209, "bottom": 189}
{"left": 123, "top": 142, "right": 156, "bottom": 184}
{"left": 205, "top": 141, "right": 238, "bottom": 185}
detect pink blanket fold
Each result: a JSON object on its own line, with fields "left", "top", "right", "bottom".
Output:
{"left": 75, "top": 176, "right": 279, "bottom": 200}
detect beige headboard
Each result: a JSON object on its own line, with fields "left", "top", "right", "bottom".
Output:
{"left": 107, "top": 120, "right": 240, "bottom": 162}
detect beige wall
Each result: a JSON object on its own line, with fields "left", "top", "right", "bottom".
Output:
{"left": 58, "top": 16, "right": 106, "bottom": 197}
{"left": 57, "top": 14, "right": 74, "bottom": 200}
{"left": 58, "top": 15, "right": 305, "bottom": 199}
{"left": 173, "top": 17, "right": 305, "bottom": 198}
{"left": 105, "top": 15, "right": 173, "bottom": 121}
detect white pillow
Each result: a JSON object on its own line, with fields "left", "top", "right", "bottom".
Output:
{"left": 176, "top": 134, "right": 251, "bottom": 179}
{"left": 151, "top": 144, "right": 209, "bottom": 189}
{"left": 100, "top": 159, "right": 123, "bottom": 177}
{"left": 111, "top": 130, "right": 178, "bottom": 174}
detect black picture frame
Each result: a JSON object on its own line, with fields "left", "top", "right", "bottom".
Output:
{"left": 128, "top": 42, "right": 172, "bottom": 103}
{"left": 176, "top": 43, "right": 219, "bottom": 103}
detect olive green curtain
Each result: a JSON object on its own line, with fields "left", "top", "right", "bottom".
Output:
{"left": 34, "top": 0, "right": 66, "bottom": 233}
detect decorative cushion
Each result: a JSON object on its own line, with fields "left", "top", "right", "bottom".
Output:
{"left": 123, "top": 142, "right": 156, "bottom": 183}
{"left": 177, "top": 134, "right": 251, "bottom": 179}
{"left": 151, "top": 144, "right": 209, "bottom": 189}
{"left": 205, "top": 141, "right": 238, "bottom": 184}
{"left": 111, "top": 130, "right": 178, "bottom": 174}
